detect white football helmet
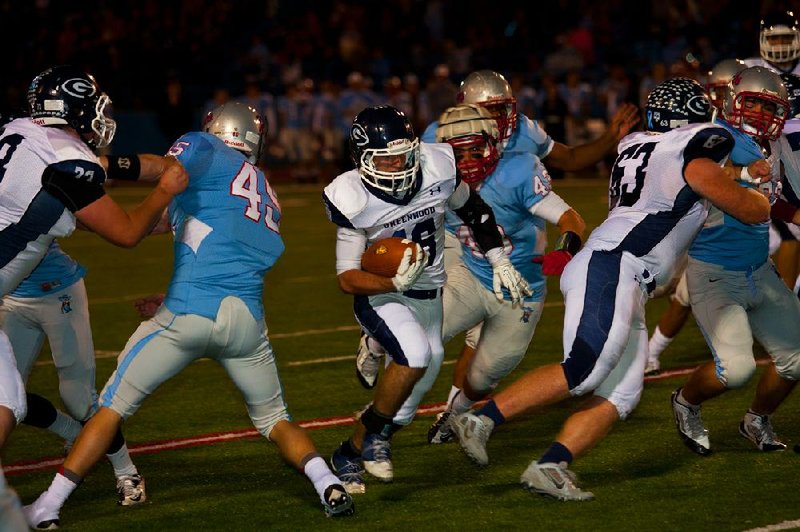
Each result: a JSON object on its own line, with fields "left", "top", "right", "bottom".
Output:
{"left": 723, "top": 66, "right": 790, "bottom": 141}
{"left": 457, "top": 70, "right": 517, "bottom": 143}
{"left": 202, "top": 102, "right": 266, "bottom": 163}
{"left": 760, "top": 11, "right": 800, "bottom": 63}
{"left": 436, "top": 104, "right": 500, "bottom": 184}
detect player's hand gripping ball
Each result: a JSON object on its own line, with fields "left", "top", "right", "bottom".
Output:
{"left": 361, "top": 237, "right": 419, "bottom": 277}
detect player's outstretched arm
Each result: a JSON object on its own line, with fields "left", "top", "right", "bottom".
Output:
{"left": 76, "top": 159, "right": 188, "bottom": 247}
{"left": 685, "top": 158, "right": 771, "bottom": 224}
{"left": 544, "top": 102, "right": 640, "bottom": 171}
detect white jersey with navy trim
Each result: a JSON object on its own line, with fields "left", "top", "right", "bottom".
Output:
{"left": 742, "top": 57, "right": 800, "bottom": 75}
{"left": 780, "top": 118, "right": 800, "bottom": 194}
{"left": 0, "top": 118, "right": 99, "bottom": 296}
{"left": 585, "top": 123, "right": 734, "bottom": 288}
{"left": 322, "top": 142, "right": 458, "bottom": 290}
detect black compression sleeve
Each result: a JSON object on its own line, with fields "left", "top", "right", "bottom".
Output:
{"left": 453, "top": 188, "right": 503, "bottom": 252}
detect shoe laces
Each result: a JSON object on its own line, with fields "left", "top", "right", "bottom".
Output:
{"left": 749, "top": 413, "right": 778, "bottom": 442}
{"left": 677, "top": 400, "right": 707, "bottom": 438}
{"left": 117, "top": 475, "right": 142, "bottom": 496}
{"left": 365, "top": 436, "right": 391, "bottom": 461}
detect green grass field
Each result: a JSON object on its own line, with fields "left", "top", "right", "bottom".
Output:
{"left": 4, "top": 179, "right": 799, "bottom": 531}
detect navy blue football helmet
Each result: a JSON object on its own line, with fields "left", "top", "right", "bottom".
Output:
{"left": 27, "top": 65, "right": 116, "bottom": 148}
{"left": 350, "top": 106, "right": 420, "bottom": 202}
{"left": 780, "top": 72, "right": 800, "bottom": 118}
{"left": 645, "top": 78, "right": 712, "bottom": 133}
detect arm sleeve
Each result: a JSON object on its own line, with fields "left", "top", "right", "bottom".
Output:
{"left": 335, "top": 227, "right": 368, "bottom": 274}
{"left": 451, "top": 184, "right": 503, "bottom": 252}
{"left": 41, "top": 159, "right": 107, "bottom": 212}
{"left": 682, "top": 127, "right": 735, "bottom": 175}
{"left": 528, "top": 191, "right": 571, "bottom": 224}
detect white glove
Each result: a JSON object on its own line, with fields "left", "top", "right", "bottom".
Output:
{"left": 392, "top": 244, "right": 426, "bottom": 292}
{"left": 486, "top": 248, "right": 532, "bottom": 304}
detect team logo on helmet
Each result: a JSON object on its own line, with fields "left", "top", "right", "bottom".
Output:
{"left": 61, "top": 78, "right": 97, "bottom": 99}
{"left": 351, "top": 124, "right": 369, "bottom": 146}
{"left": 686, "top": 95, "right": 711, "bottom": 115}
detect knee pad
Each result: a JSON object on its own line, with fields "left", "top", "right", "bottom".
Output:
{"left": 718, "top": 356, "right": 757, "bottom": 389}
{"left": 248, "top": 398, "right": 291, "bottom": 440}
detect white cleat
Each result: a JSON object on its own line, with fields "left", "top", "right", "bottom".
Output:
{"left": 116, "top": 474, "right": 147, "bottom": 506}
{"left": 520, "top": 461, "right": 595, "bottom": 501}
{"left": 23, "top": 497, "right": 60, "bottom": 530}
{"left": 671, "top": 388, "right": 711, "bottom": 456}
{"left": 451, "top": 413, "right": 494, "bottom": 466}
{"left": 739, "top": 411, "right": 786, "bottom": 452}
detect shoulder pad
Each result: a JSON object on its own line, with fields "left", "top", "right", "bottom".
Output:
{"left": 323, "top": 171, "right": 369, "bottom": 224}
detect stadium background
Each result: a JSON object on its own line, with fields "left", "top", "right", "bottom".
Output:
{"left": 3, "top": 1, "right": 800, "bottom": 529}
{"left": 0, "top": 0, "right": 790, "bottom": 178}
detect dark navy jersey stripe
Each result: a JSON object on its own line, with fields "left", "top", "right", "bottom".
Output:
{"left": 321, "top": 191, "right": 355, "bottom": 229}
{"left": 562, "top": 251, "right": 621, "bottom": 389}
{"left": 611, "top": 185, "right": 701, "bottom": 256}
{"left": 0, "top": 190, "right": 64, "bottom": 269}
{"left": 353, "top": 295, "right": 408, "bottom": 366}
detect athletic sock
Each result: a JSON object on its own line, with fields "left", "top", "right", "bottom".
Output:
{"left": 475, "top": 399, "right": 505, "bottom": 427}
{"left": 538, "top": 441, "right": 574, "bottom": 465}
{"left": 445, "top": 385, "right": 461, "bottom": 409}
{"left": 648, "top": 326, "right": 673, "bottom": 362}
{"left": 107, "top": 444, "right": 138, "bottom": 478}
{"left": 49, "top": 411, "right": 82, "bottom": 443}
{"left": 450, "top": 389, "right": 476, "bottom": 415}
{"left": 39, "top": 470, "right": 80, "bottom": 512}
{"left": 302, "top": 455, "right": 342, "bottom": 502}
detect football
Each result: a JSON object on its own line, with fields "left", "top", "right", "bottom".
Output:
{"left": 361, "top": 237, "right": 417, "bottom": 277}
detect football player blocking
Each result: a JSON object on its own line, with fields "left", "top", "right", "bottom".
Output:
{"left": 21, "top": 92, "right": 354, "bottom": 526}
{"left": 323, "top": 105, "right": 531, "bottom": 493}
{"left": 449, "top": 78, "right": 772, "bottom": 501}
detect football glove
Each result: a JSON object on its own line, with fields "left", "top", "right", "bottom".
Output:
{"left": 532, "top": 250, "right": 572, "bottom": 276}
{"left": 133, "top": 293, "right": 165, "bottom": 319}
{"left": 392, "top": 244, "right": 426, "bottom": 292}
{"left": 486, "top": 248, "right": 531, "bottom": 304}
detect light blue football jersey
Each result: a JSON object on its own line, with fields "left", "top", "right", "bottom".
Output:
{"left": 688, "top": 119, "right": 771, "bottom": 270}
{"left": 454, "top": 153, "right": 552, "bottom": 302}
{"left": 165, "top": 132, "right": 285, "bottom": 320}
{"left": 422, "top": 113, "right": 554, "bottom": 158}
{"left": 10, "top": 241, "right": 86, "bottom": 297}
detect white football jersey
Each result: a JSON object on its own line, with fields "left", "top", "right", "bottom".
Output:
{"left": 780, "top": 118, "right": 800, "bottom": 193}
{"left": 323, "top": 142, "right": 458, "bottom": 290}
{"left": 742, "top": 57, "right": 800, "bottom": 75}
{"left": 0, "top": 118, "right": 100, "bottom": 296}
{"left": 585, "top": 123, "right": 734, "bottom": 288}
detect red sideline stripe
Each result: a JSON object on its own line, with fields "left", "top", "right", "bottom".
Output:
{"left": 2, "top": 360, "right": 768, "bottom": 477}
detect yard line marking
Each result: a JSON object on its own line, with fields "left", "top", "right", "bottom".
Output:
{"left": 2, "top": 360, "right": 771, "bottom": 477}
{"left": 743, "top": 519, "right": 800, "bottom": 532}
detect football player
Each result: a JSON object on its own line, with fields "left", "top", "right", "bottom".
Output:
{"left": 426, "top": 104, "right": 585, "bottom": 445}
{"left": 743, "top": 11, "right": 800, "bottom": 75}
{"left": 356, "top": 70, "right": 638, "bottom": 392}
{"left": 450, "top": 78, "right": 771, "bottom": 500}
{"left": 23, "top": 102, "right": 355, "bottom": 527}
{"left": 672, "top": 67, "right": 800, "bottom": 456}
{"left": 645, "top": 58, "right": 748, "bottom": 376}
{"left": 324, "top": 105, "right": 530, "bottom": 492}
{"left": 0, "top": 65, "right": 187, "bottom": 528}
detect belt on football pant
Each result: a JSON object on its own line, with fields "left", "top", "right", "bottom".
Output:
{"left": 403, "top": 288, "right": 442, "bottom": 300}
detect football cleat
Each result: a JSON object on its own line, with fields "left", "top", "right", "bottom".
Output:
{"left": 520, "top": 461, "right": 595, "bottom": 501}
{"left": 322, "top": 484, "right": 355, "bottom": 517}
{"left": 427, "top": 411, "right": 456, "bottom": 444}
{"left": 355, "top": 332, "right": 383, "bottom": 389}
{"left": 116, "top": 474, "right": 146, "bottom": 506}
{"left": 739, "top": 411, "right": 786, "bottom": 452}
{"left": 451, "top": 413, "right": 494, "bottom": 466}
{"left": 22, "top": 498, "right": 60, "bottom": 530}
{"left": 362, "top": 433, "right": 393, "bottom": 482}
{"left": 671, "top": 388, "right": 711, "bottom": 456}
{"left": 330, "top": 444, "right": 366, "bottom": 495}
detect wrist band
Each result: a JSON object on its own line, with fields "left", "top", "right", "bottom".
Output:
{"left": 105, "top": 155, "right": 141, "bottom": 181}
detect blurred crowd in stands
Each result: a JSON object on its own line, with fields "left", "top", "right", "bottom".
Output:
{"left": 0, "top": 0, "right": 791, "bottom": 180}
